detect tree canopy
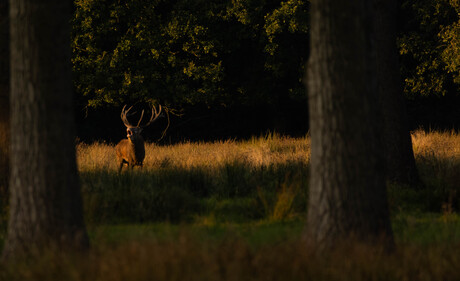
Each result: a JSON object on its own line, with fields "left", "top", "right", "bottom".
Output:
{"left": 72, "top": 0, "right": 309, "bottom": 109}
{"left": 68, "top": 0, "right": 460, "bottom": 141}
{"left": 399, "top": 0, "right": 460, "bottom": 98}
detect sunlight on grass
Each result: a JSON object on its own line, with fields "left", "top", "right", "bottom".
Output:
{"left": 77, "top": 134, "right": 311, "bottom": 172}
{"left": 411, "top": 129, "right": 460, "bottom": 191}
{"left": 2, "top": 131, "right": 460, "bottom": 281}
{"left": 74, "top": 131, "right": 460, "bottom": 225}
{"left": 412, "top": 129, "right": 460, "bottom": 158}
{"left": 77, "top": 130, "right": 458, "bottom": 177}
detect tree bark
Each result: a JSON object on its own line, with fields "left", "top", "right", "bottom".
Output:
{"left": 0, "top": 0, "right": 9, "bottom": 198}
{"left": 2, "top": 0, "right": 89, "bottom": 260}
{"left": 306, "top": 0, "right": 394, "bottom": 248}
{"left": 374, "top": 0, "right": 421, "bottom": 187}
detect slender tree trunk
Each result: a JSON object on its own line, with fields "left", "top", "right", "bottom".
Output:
{"left": 305, "top": 0, "right": 394, "bottom": 248}
{"left": 2, "top": 0, "right": 88, "bottom": 260}
{"left": 374, "top": 0, "right": 421, "bottom": 187}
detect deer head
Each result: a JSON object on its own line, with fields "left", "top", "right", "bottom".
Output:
{"left": 120, "top": 104, "right": 162, "bottom": 142}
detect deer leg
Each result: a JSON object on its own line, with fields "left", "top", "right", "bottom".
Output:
{"left": 117, "top": 157, "right": 123, "bottom": 173}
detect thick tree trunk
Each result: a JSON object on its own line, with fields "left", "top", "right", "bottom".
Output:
{"left": 0, "top": 0, "right": 9, "bottom": 196}
{"left": 374, "top": 0, "right": 421, "bottom": 187}
{"left": 306, "top": 0, "right": 394, "bottom": 248}
{"left": 2, "top": 0, "right": 88, "bottom": 259}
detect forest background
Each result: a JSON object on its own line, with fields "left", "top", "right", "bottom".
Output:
{"left": 0, "top": 1, "right": 460, "bottom": 278}
{"left": 2, "top": 0, "right": 460, "bottom": 142}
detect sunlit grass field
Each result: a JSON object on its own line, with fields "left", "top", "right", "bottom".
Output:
{"left": 77, "top": 133, "right": 311, "bottom": 224}
{"left": 1, "top": 130, "right": 460, "bottom": 280}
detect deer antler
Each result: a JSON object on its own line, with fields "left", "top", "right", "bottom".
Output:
{"left": 120, "top": 104, "right": 162, "bottom": 128}
{"left": 140, "top": 104, "right": 162, "bottom": 128}
{"left": 121, "top": 105, "right": 135, "bottom": 128}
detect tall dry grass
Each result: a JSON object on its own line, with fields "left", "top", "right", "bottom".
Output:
{"left": 410, "top": 130, "right": 460, "bottom": 212}
{"left": 76, "top": 134, "right": 310, "bottom": 224}
{"left": 412, "top": 130, "right": 460, "bottom": 158}
{"left": 76, "top": 134, "right": 311, "bottom": 172}
{"left": 75, "top": 131, "right": 460, "bottom": 223}
{"left": 77, "top": 130, "right": 458, "bottom": 176}
{"left": 412, "top": 130, "right": 460, "bottom": 188}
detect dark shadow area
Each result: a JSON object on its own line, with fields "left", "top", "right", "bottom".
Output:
{"left": 80, "top": 160, "right": 309, "bottom": 224}
{"left": 75, "top": 92, "right": 459, "bottom": 144}
{"left": 76, "top": 101, "right": 310, "bottom": 144}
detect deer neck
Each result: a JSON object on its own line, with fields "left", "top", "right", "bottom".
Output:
{"left": 128, "top": 136, "right": 144, "bottom": 148}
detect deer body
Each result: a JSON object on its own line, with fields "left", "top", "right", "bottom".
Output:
{"left": 116, "top": 104, "right": 161, "bottom": 172}
{"left": 116, "top": 137, "right": 145, "bottom": 171}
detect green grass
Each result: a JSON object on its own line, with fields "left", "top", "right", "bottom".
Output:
{"left": 89, "top": 213, "right": 460, "bottom": 248}
{"left": 393, "top": 213, "right": 460, "bottom": 245}
{"left": 88, "top": 220, "right": 305, "bottom": 249}
{"left": 2, "top": 217, "right": 460, "bottom": 281}
{"left": 1, "top": 131, "right": 460, "bottom": 280}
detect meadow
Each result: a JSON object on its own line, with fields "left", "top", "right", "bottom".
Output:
{"left": 1, "top": 130, "right": 460, "bottom": 280}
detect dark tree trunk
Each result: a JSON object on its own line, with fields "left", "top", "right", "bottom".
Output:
{"left": 305, "top": 0, "right": 394, "bottom": 248}
{"left": 0, "top": 0, "right": 9, "bottom": 197}
{"left": 2, "top": 0, "right": 88, "bottom": 260}
{"left": 374, "top": 0, "right": 421, "bottom": 187}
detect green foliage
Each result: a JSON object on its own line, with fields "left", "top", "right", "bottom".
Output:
{"left": 439, "top": 1, "right": 460, "bottom": 84}
{"left": 73, "top": 0, "right": 224, "bottom": 107}
{"left": 72, "top": 0, "right": 310, "bottom": 109}
{"left": 399, "top": 0, "right": 459, "bottom": 97}
{"left": 263, "top": 0, "right": 308, "bottom": 85}
{"left": 68, "top": 0, "right": 460, "bottom": 116}
{"left": 72, "top": 0, "right": 460, "bottom": 111}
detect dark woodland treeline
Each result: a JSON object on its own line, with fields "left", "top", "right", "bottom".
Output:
{"left": 73, "top": 0, "right": 460, "bottom": 142}
{"left": 4, "top": 0, "right": 460, "bottom": 143}
{"left": 73, "top": 0, "right": 311, "bottom": 142}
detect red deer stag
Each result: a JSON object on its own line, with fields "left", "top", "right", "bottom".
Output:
{"left": 116, "top": 104, "right": 162, "bottom": 172}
